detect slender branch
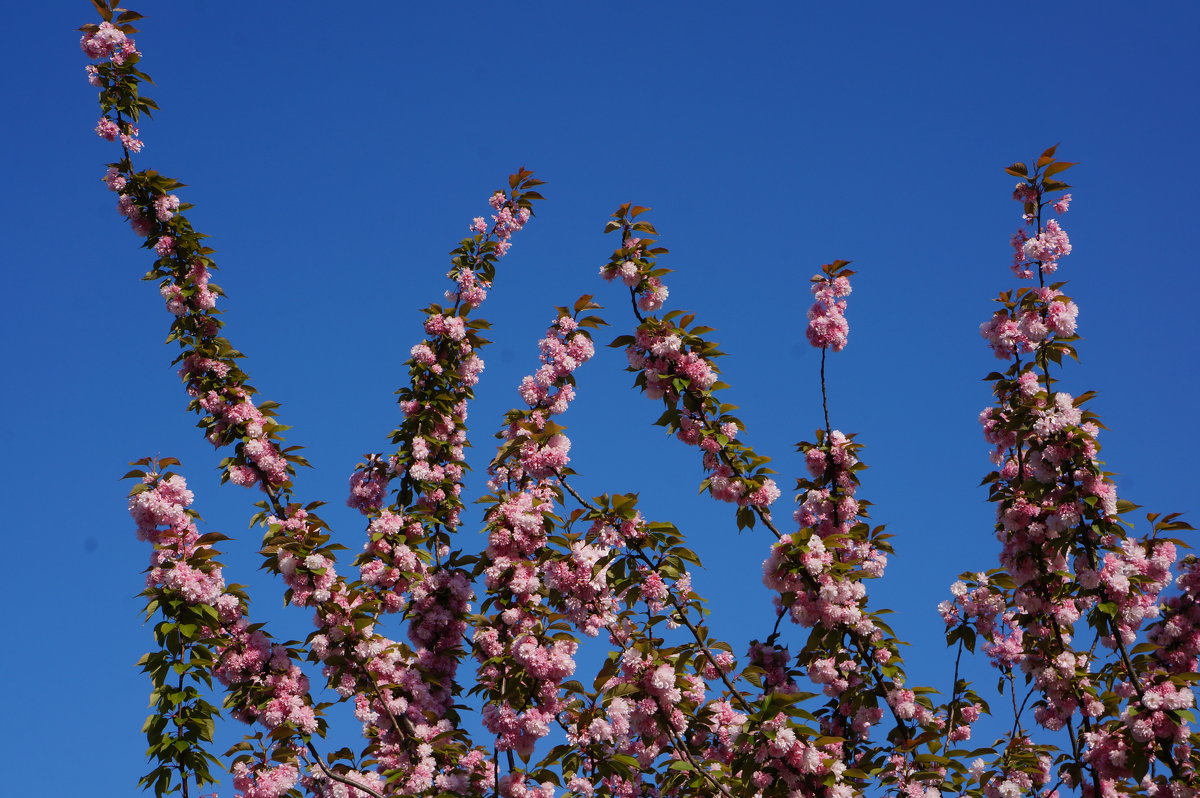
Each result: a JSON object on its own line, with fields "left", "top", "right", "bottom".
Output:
{"left": 628, "top": 284, "right": 645, "bottom": 324}
{"left": 663, "top": 723, "right": 738, "bottom": 798}
{"left": 357, "top": 658, "right": 416, "bottom": 740}
{"left": 305, "top": 742, "right": 386, "bottom": 798}
{"left": 633, "top": 549, "right": 757, "bottom": 718}
{"left": 820, "top": 346, "right": 831, "bottom": 436}
{"left": 176, "top": 655, "right": 190, "bottom": 798}
{"left": 606, "top": 622, "right": 739, "bottom": 798}
{"left": 1063, "top": 718, "right": 1084, "bottom": 784}
{"left": 764, "top": 607, "right": 786, "bottom": 646}
{"left": 1007, "top": 672, "right": 1023, "bottom": 737}
{"left": 940, "top": 639, "right": 965, "bottom": 752}
{"left": 556, "top": 472, "right": 756, "bottom": 717}
{"left": 557, "top": 475, "right": 591, "bottom": 511}
{"left": 749, "top": 503, "right": 783, "bottom": 540}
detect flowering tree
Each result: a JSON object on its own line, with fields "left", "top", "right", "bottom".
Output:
{"left": 83, "top": 3, "right": 1200, "bottom": 798}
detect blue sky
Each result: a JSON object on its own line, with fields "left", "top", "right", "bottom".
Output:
{"left": 5, "top": 1, "right": 1199, "bottom": 794}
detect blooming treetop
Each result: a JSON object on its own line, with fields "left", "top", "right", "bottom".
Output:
{"left": 82, "top": 4, "right": 1199, "bottom": 798}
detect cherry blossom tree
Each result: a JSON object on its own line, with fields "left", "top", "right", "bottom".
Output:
{"left": 82, "top": 3, "right": 1199, "bottom": 798}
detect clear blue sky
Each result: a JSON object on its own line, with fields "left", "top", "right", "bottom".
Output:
{"left": 5, "top": 1, "right": 1199, "bottom": 794}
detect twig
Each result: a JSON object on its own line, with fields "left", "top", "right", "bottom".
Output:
{"left": 305, "top": 742, "right": 386, "bottom": 798}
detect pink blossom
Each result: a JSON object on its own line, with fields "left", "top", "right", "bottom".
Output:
{"left": 117, "top": 193, "right": 140, "bottom": 218}
{"left": 110, "top": 40, "right": 140, "bottom": 66}
{"left": 637, "top": 277, "right": 669, "bottom": 312}
{"left": 95, "top": 116, "right": 119, "bottom": 141}
{"left": 1021, "top": 219, "right": 1071, "bottom": 274}
{"left": 806, "top": 272, "right": 851, "bottom": 351}
{"left": 347, "top": 469, "right": 389, "bottom": 513}
{"left": 227, "top": 465, "right": 259, "bottom": 487}
{"left": 154, "top": 194, "right": 180, "bottom": 221}
{"left": 121, "top": 131, "right": 144, "bottom": 152}
{"left": 80, "top": 22, "right": 126, "bottom": 59}
{"left": 103, "top": 166, "right": 127, "bottom": 191}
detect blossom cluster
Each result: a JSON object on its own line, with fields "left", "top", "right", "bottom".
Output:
{"left": 602, "top": 205, "right": 781, "bottom": 524}
{"left": 805, "top": 261, "right": 853, "bottom": 352}
{"left": 317, "top": 179, "right": 547, "bottom": 793}
{"left": 980, "top": 285, "right": 1080, "bottom": 360}
{"left": 128, "top": 463, "right": 323, "bottom": 796}
{"left": 757, "top": 423, "right": 962, "bottom": 788}
{"left": 91, "top": 16, "right": 522, "bottom": 784}
{"left": 369, "top": 171, "right": 545, "bottom": 541}
{"left": 131, "top": 471, "right": 319, "bottom": 736}
{"left": 942, "top": 149, "right": 1200, "bottom": 796}
{"left": 473, "top": 305, "right": 603, "bottom": 760}
{"left": 599, "top": 204, "right": 670, "bottom": 313}
{"left": 88, "top": 35, "right": 298, "bottom": 492}
{"left": 763, "top": 430, "right": 888, "bottom": 634}
{"left": 93, "top": 22, "right": 1200, "bottom": 795}
{"left": 82, "top": 18, "right": 146, "bottom": 152}
{"left": 472, "top": 299, "right": 765, "bottom": 796}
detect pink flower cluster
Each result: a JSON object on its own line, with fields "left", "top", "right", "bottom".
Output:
{"left": 1022, "top": 219, "right": 1072, "bottom": 275}
{"left": 979, "top": 741, "right": 1053, "bottom": 798}
{"left": 600, "top": 235, "right": 669, "bottom": 313}
{"left": 393, "top": 394, "right": 468, "bottom": 526}
{"left": 516, "top": 315, "right": 595, "bottom": 416}
{"left": 255, "top": 474, "right": 485, "bottom": 793}
{"left": 304, "top": 767, "right": 388, "bottom": 798}
{"left": 107, "top": 173, "right": 163, "bottom": 240}
{"left": 474, "top": 486, "right": 582, "bottom": 752}
{"left": 1149, "top": 555, "right": 1200, "bottom": 674}
{"left": 494, "top": 313, "right": 596, "bottom": 484}
{"left": 806, "top": 272, "right": 851, "bottom": 351}
{"left": 965, "top": 367, "right": 1187, "bottom": 741}
{"left": 81, "top": 20, "right": 139, "bottom": 63}
{"left": 94, "top": 115, "right": 143, "bottom": 152}
{"left": 764, "top": 431, "right": 885, "bottom": 635}
{"left": 980, "top": 288, "right": 1079, "bottom": 360}
{"left": 131, "top": 473, "right": 229, "bottom": 606}
{"left": 358, "top": 509, "right": 428, "bottom": 612}
{"left": 624, "top": 322, "right": 780, "bottom": 512}
{"left": 938, "top": 574, "right": 1029, "bottom": 668}
{"left": 742, "top": 712, "right": 855, "bottom": 798}
{"left": 131, "top": 471, "right": 320, "bottom": 740}
{"left": 346, "top": 453, "right": 395, "bottom": 514}
{"left": 603, "top": 208, "right": 787, "bottom": 522}
{"left": 956, "top": 161, "right": 1200, "bottom": 796}
{"left": 93, "top": 53, "right": 560, "bottom": 793}
{"left": 389, "top": 182, "right": 540, "bottom": 526}
{"left": 230, "top": 761, "right": 299, "bottom": 798}
{"left": 542, "top": 539, "right": 620, "bottom": 636}
{"left": 94, "top": 23, "right": 343, "bottom": 496}
{"left": 301, "top": 541, "right": 478, "bottom": 792}
{"left": 472, "top": 307, "right": 722, "bottom": 772}
{"left": 216, "top": 616, "right": 318, "bottom": 735}
{"left": 577, "top": 649, "right": 702, "bottom": 760}
{"left": 1090, "top": 538, "right": 1176, "bottom": 648}
{"left": 626, "top": 327, "right": 716, "bottom": 401}
{"left": 317, "top": 184, "right": 543, "bottom": 790}
{"left": 1009, "top": 180, "right": 1072, "bottom": 278}
{"left": 82, "top": 21, "right": 145, "bottom": 146}
{"left": 347, "top": 467, "right": 389, "bottom": 513}
{"left": 477, "top": 464, "right": 583, "bottom": 755}
{"left": 488, "top": 190, "right": 532, "bottom": 257}
{"left": 187, "top": 372, "right": 289, "bottom": 487}
{"left": 446, "top": 267, "right": 488, "bottom": 309}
